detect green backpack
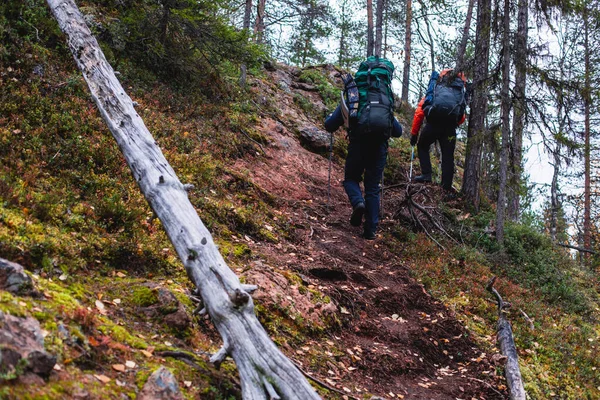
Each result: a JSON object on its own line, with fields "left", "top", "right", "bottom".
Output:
{"left": 350, "top": 56, "right": 395, "bottom": 140}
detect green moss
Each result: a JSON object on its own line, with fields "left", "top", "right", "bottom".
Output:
{"left": 0, "top": 291, "right": 28, "bottom": 317}
{"left": 98, "top": 323, "right": 148, "bottom": 349}
{"left": 131, "top": 286, "right": 159, "bottom": 307}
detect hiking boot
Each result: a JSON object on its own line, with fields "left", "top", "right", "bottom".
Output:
{"left": 350, "top": 202, "right": 365, "bottom": 227}
{"left": 414, "top": 173, "right": 432, "bottom": 183}
{"left": 362, "top": 230, "right": 376, "bottom": 240}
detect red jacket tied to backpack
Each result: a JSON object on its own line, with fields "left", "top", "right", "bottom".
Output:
{"left": 411, "top": 69, "right": 466, "bottom": 138}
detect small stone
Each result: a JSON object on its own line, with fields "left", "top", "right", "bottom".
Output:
{"left": 0, "top": 258, "right": 36, "bottom": 295}
{"left": 138, "top": 367, "right": 183, "bottom": 400}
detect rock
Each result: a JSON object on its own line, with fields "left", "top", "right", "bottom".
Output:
{"left": 278, "top": 80, "right": 291, "bottom": 93}
{"left": 16, "top": 372, "right": 45, "bottom": 386}
{"left": 0, "top": 257, "right": 35, "bottom": 295}
{"left": 299, "top": 126, "right": 331, "bottom": 152}
{"left": 140, "top": 286, "right": 191, "bottom": 331}
{"left": 137, "top": 366, "right": 183, "bottom": 400}
{"left": 263, "top": 60, "right": 277, "bottom": 71}
{"left": 0, "top": 311, "right": 56, "bottom": 377}
{"left": 33, "top": 64, "right": 44, "bottom": 77}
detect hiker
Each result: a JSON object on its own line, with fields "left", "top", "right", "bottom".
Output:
{"left": 410, "top": 69, "right": 467, "bottom": 197}
{"left": 325, "top": 56, "right": 403, "bottom": 240}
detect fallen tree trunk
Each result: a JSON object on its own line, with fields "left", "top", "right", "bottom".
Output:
{"left": 45, "top": 1, "right": 320, "bottom": 399}
{"left": 486, "top": 277, "right": 526, "bottom": 400}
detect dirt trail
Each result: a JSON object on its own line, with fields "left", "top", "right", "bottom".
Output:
{"left": 232, "top": 97, "right": 506, "bottom": 399}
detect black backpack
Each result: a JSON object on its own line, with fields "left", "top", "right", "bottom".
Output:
{"left": 424, "top": 73, "right": 467, "bottom": 125}
{"left": 343, "top": 56, "right": 395, "bottom": 140}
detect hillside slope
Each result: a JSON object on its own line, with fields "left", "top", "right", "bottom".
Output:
{"left": 1, "top": 15, "right": 599, "bottom": 399}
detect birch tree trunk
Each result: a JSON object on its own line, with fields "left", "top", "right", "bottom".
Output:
{"left": 495, "top": 0, "right": 512, "bottom": 246}
{"left": 367, "top": 0, "right": 374, "bottom": 57}
{"left": 583, "top": 5, "right": 592, "bottom": 263}
{"left": 374, "top": 0, "right": 385, "bottom": 57}
{"left": 461, "top": 0, "right": 491, "bottom": 210}
{"left": 46, "top": 1, "right": 320, "bottom": 399}
{"left": 507, "top": 0, "right": 528, "bottom": 221}
{"left": 401, "top": 0, "right": 412, "bottom": 103}
{"left": 239, "top": 0, "right": 253, "bottom": 87}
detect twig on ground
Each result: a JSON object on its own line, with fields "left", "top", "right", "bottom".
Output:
{"left": 239, "top": 129, "right": 267, "bottom": 156}
{"left": 466, "top": 377, "right": 505, "bottom": 398}
{"left": 519, "top": 308, "right": 534, "bottom": 330}
{"left": 410, "top": 199, "right": 458, "bottom": 244}
{"left": 381, "top": 182, "right": 408, "bottom": 190}
{"left": 155, "top": 350, "right": 208, "bottom": 372}
{"left": 291, "top": 360, "right": 360, "bottom": 400}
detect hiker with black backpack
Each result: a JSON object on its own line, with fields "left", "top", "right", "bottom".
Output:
{"left": 325, "top": 57, "right": 403, "bottom": 240}
{"left": 410, "top": 69, "right": 468, "bottom": 198}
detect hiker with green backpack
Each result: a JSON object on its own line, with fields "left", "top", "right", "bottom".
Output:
{"left": 325, "top": 57, "right": 403, "bottom": 240}
{"left": 411, "top": 69, "right": 468, "bottom": 198}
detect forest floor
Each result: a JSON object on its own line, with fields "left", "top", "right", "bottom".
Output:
{"left": 228, "top": 84, "right": 507, "bottom": 398}
{"left": 6, "top": 57, "right": 598, "bottom": 400}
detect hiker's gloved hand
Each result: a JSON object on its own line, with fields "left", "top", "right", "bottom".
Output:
{"left": 410, "top": 135, "right": 418, "bottom": 146}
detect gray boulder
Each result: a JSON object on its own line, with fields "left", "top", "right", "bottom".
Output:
{"left": 299, "top": 126, "right": 331, "bottom": 152}
{"left": 0, "top": 311, "right": 56, "bottom": 377}
{"left": 137, "top": 366, "right": 183, "bottom": 400}
{"left": 0, "top": 258, "right": 34, "bottom": 295}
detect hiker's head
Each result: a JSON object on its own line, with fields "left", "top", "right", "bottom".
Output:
{"left": 440, "top": 69, "right": 466, "bottom": 82}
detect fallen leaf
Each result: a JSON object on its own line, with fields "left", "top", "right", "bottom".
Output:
{"left": 113, "top": 298, "right": 121, "bottom": 305}
{"left": 94, "top": 374, "right": 111, "bottom": 384}
{"left": 125, "top": 361, "right": 136, "bottom": 369}
{"left": 59, "top": 274, "right": 68, "bottom": 281}
{"left": 116, "top": 272, "right": 126, "bottom": 278}
{"left": 340, "top": 307, "right": 350, "bottom": 315}
{"left": 53, "top": 364, "right": 62, "bottom": 371}
{"left": 112, "top": 364, "right": 126, "bottom": 372}
{"left": 95, "top": 300, "right": 107, "bottom": 315}
{"left": 164, "top": 341, "right": 172, "bottom": 346}
{"left": 116, "top": 379, "right": 125, "bottom": 387}
{"left": 184, "top": 381, "right": 192, "bottom": 388}
{"left": 141, "top": 350, "right": 153, "bottom": 358}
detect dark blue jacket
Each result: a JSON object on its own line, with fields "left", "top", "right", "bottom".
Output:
{"left": 324, "top": 105, "right": 403, "bottom": 138}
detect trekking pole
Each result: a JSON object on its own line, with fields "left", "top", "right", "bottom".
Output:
{"left": 409, "top": 146, "right": 415, "bottom": 181}
{"left": 380, "top": 169, "right": 384, "bottom": 218}
{"left": 327, "top": 131, "right": 334, "bottom": 209}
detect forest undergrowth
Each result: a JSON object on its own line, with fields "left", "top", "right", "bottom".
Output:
{"left": 1, "top": 1, "right": 599, "bottom": 398}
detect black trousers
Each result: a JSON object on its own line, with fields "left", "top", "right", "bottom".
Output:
{"left": 417, "top": 123, "right": 456, "bottom": 190}
{"left": 343, "top": 138, "right": 388, "bottom": 235}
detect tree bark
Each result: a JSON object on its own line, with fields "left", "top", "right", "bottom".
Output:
{"left": 549, "top": 147, "right": 560, "bottom": 242}
{"left": 239, "top": 0, "right": 253, "bottom": 87}
{"left": 583, "top": 5, "right": 591, "bottom": 263}
{"left": 495, "top": 0, "right": 512, "bottom": 245}
{"left": 254, "top": 0, "right": 266, "bottom": 44}
{"left": 338, "top": 0, "right": 348, "bottom": 67}
{"left": 461, "top": 0, "right": 491, "bottom": 210}
{"left": 418, "top": 0, "right": 435, "bottom": 71}
{"left": 507, "top": 0, "right": 528, "bottom": 221}
{"left": 401, "top": 0, "right": 412, "bottom": 103}
{"left": 367, "top": 0, "right": 374, "bottom": 57}
{"left": 374, "top": 0, "right": 385, "bottom": 57}
{"left": 455, "top": 0, "right": 474, "bottom": 73}
{"left": 46, "top": 1, "right": 320, "bottom": 399}
{"left": 487, "top": 278, "right": 527, "bottom": 400}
